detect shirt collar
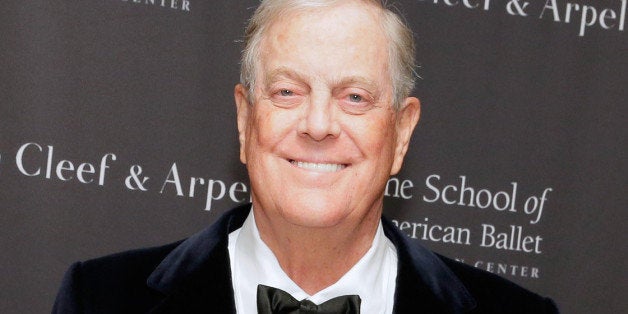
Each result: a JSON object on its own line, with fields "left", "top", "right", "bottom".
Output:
{"left": 229, "top": 209, "right": 398, "bottom": 313}
{"left": 146, "top": 204, "right": 476, "bottom": 313}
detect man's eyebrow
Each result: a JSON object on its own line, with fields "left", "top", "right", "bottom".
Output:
{"left": 334, "top": 76, "right": 380, "bottom": 92}
{"left": 265, "top": 67, "right": 308, "bottom": 85}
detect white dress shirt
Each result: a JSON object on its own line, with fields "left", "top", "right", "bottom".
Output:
{"left": 228, "top": 210, "right": 398, "bottom": 313}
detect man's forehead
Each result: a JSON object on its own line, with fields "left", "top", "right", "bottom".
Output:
{"left": 257, "top": 6, "right": 389, "bottom": 73}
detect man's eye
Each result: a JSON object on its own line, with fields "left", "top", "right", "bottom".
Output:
{"left": 349, "top": 94, "right": 363, "bottom": 102}
{"left": 279, "top": 89, "right": 294, "bottom": 96}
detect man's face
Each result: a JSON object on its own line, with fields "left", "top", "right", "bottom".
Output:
{"left": 235, "top": 1, "right": 420, "bottom": 228}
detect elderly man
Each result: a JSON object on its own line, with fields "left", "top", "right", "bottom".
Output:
{"left": 53, "top": 0, "right": 558, "bottom": 313}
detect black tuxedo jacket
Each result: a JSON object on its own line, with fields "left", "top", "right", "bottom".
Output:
{"left": 53, "top": 204, "right": 558, "bottom": 313}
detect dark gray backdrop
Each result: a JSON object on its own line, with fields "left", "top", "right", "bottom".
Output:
{"left": 1, "top": 0, "right": 626, "bottom": 313}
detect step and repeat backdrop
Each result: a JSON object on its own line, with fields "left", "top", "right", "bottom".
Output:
{"left": 1, "top": 0, "right": 626, "bottom": 313}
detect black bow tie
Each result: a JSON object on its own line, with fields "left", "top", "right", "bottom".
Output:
{"left": 257, "top": 284, "right": 361, "bottom": 314}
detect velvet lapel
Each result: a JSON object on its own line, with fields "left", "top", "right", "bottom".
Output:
{"left": 382, "top": 217, "right": 477, "bottom": 314}
{"left": 146, "top": 204, "right": 251, "bottom": 314}
{"left": 144, "top": 204, "right": 476, "bottom": 313}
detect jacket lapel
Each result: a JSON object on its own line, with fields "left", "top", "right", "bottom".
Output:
{"left": 146, "top": 205, "right": 251, "bottom": 313}
{"left": 382, "top": 217, "right": 477, "bottom": 314}
{"left": 143, "top": 205, "right": 475, "bottom": 313}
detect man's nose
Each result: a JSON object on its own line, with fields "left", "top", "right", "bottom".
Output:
{"left": 297, "top": 94, "right": 340, "bottom": 141}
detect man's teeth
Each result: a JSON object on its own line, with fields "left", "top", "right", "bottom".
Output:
{"left": 291, "top": 161, "right": 346, "bottom": 172}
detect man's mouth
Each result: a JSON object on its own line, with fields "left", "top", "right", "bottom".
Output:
{"left": 289, "top": 160, "right": 347, "bottom": 172}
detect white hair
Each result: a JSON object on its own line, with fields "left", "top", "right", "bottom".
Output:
{"left": 239, "top": 0, "right": 417, "bottom": 110}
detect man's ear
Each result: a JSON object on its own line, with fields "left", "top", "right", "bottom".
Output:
{"left": 391, "top": 96, "right": 421, "bottom": 175}
{"left": 234, "top": 84, "right": 250, "bottom": 164}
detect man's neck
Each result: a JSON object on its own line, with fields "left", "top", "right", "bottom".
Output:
{"left": 253, "top": 208, "right": 381, "bottom": 295}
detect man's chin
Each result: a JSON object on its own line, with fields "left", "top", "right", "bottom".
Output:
{"left": 278, "top": 203, "right": 353, "bottom": 229}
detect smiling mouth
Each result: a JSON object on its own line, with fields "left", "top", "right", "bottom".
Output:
{"left": 289, "top": 160, "right": 347, "bottom": 172}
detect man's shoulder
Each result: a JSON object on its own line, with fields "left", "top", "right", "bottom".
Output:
{"left": 436, "top": 254, "right": 559, "bottom": 313}
{"left": 78, "top": 240, "right": 183, "bottom": 280}
{"left": 75, "top": 204, "right": 251, "bottom": 282}
{"left": 54, "top": 206, "right": 251, "bottom": 313}
{"left": 73, "top": 241, "right": 184, "bottom": 296}
{"left": 383, "top": 216, "right": 558, "bottom": 313}
{"left": 54, "top": 241, "right": 185, "bottom": 313}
